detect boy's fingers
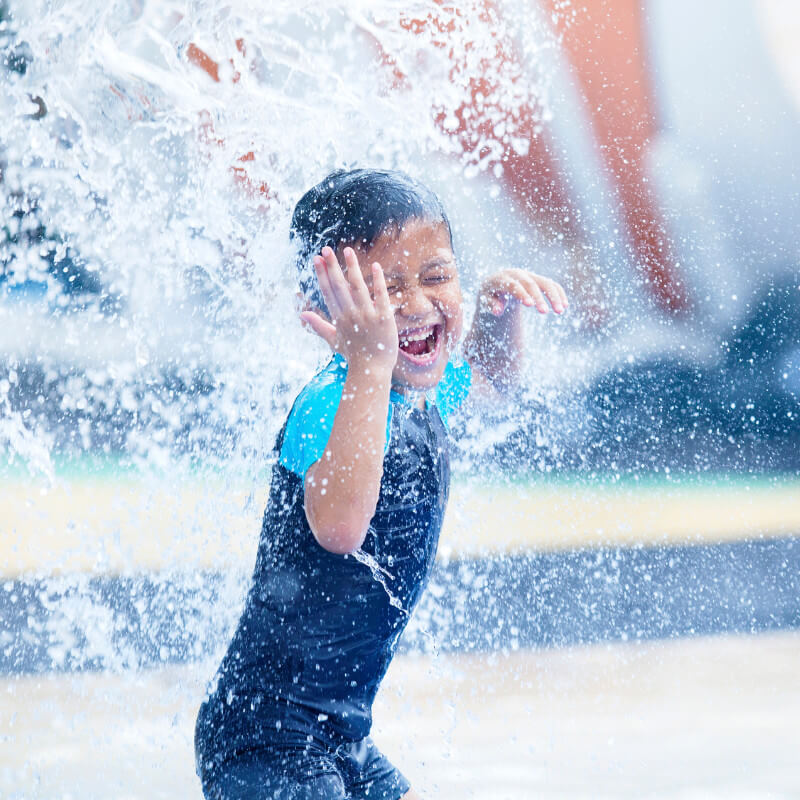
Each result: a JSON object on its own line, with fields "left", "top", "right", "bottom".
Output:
{"left": 314, "top": 256, "right": 345, "bottom": 319}
{"left": 536, "top": 277, "right": 566, "bottom": 313}
{"left": 321, "top": 247, "right": 355, "bottom": 313}
{"left": 343, "top": 247, "right": 372, "bottom": 308}
{"left": 515, "top": 271, "right": 567, "bottom": 312}
{"left": 300, "top": 310, "right": 337, "bottom": 348}
{"left": 517, "top": 275, "right": 552, "bottom": 313}
{"left": 371, "top": 262, "right": 392, "bottom": 317}
{"left": 481, "top": 269, "right": 567, "bottom": 315}
{"left": 487, "top": 278, "right": 538, "bottom": 314}
{"left": 479, "top": 287, "right": 504, "bottom": 315}
{"left": 508, "top": 278, "right": 536, "bottom": 306}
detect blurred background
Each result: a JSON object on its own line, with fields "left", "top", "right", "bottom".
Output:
{"left": 1, "top": 0, "right": 799, "bottom": 797}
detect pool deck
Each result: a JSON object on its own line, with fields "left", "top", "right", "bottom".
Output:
{"left": 2, "top": 631, "right": 799, "bottom": 798}
{"left": 2, "top": 474, "right": 799, "bottom": 796}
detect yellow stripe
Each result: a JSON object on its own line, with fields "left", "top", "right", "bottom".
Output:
{"left": 1, "top": 477, "right": 799, "bottom": 577}
{"left": 443, "top": 479, "right": 800, "bottom": 557}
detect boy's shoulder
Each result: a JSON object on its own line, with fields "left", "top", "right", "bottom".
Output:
{"left": 291, "top": 356, "right": 348, "bottom": 418}
{"left": 277, "top": 356, "right": 351, "bottom": 478}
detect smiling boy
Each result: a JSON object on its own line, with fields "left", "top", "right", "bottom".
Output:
{"left": 195, "top": 169, "right": 567, "bottom": 799}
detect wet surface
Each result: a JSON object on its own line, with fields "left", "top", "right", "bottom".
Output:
{"left": 2, "top": 631, "right": 799, "bottom": 799}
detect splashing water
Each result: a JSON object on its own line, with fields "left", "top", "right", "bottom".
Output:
{"left": 0, "top": 0, "right": 562, "bottom": 471}
{"left": 0, "top": 0, "right": 563, "bottom": 673}
{"left": 351, "top": 545, "right": 407, "bottom": 614}
{"left": 0, "top": 382, "right": 54, "bottom": 482}
{"left": 5, "top": 4, "right": 800, "bottom": 798}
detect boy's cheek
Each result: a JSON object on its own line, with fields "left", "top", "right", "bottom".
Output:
{"left": 444, "top": 294, "right": 464, "bottom": 345}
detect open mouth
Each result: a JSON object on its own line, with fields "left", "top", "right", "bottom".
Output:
{"left": 398, "top": 324, "right": 443, "bottom": 366}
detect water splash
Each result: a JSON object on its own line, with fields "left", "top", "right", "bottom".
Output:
{"left": 0, "top": 0, "right": 561, "bottom": 671}
{"left": 1, "top": 0, "right": 559, "bottom": 467}
{"left": 0, "top": 378, "right": 54, "bottom": 483}
{"left": 351, "top": 545, "right": 407, "bottom": 614}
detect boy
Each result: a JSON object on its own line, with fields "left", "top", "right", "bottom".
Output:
{"left": 195, "top": 169, "right": 567, "bottom": 799}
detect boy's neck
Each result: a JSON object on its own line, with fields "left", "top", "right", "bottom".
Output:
{"left": 391, "top": 384, "right": 427, "bottom": 410}
{"left": 332, "top": 354, "right": 427, "bottom": 409}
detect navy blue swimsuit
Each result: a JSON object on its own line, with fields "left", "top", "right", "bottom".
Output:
{"left": 195, "top": 356, "right": 471, "bottom": 799}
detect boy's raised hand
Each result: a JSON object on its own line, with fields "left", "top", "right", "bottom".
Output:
{"left": 300, "top": 246, "right": 399, "bottom": 373}
{"left": 465, "top": 268, "right": 568, "bottom": 392}
{"left": 478, "top": 268, "right": 568, "bottom": 317}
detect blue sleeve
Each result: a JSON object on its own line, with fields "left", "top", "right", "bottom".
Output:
{"left": 435, "top": 359, "right": 472, "bottom": 429}
{"left": 278, "top": 358, "right": 393, "bottom": 478}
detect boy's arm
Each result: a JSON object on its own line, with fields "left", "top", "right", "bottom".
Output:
{"left": 300, "top": 247, "right": 398, "bottom": 554}
{"left": 464, "top": 269, "right": 567, "bottom": 393}
{"left": 304, "top": 363, "right": 391, "bottom": 554}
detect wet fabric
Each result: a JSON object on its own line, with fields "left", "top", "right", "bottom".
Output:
{"left": 195, "top": 356, "right": 470, "bottom": 796}
{"left": 197, "top": 736, "right": 410, "bottom": 800}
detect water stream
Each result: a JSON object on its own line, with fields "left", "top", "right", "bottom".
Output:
{"left": 0, "top": 0, "right": 566, "bottom": 674}
{"left": 351, "top": 545, "right": 407, "bottom": 613}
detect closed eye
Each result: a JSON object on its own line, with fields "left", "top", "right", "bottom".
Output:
{"left": 364, "top": 279, "right": 402, "bottom": 298}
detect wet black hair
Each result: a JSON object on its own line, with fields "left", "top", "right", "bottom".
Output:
{"left": 290, "top": 168, "right": 452, "bottom": 313}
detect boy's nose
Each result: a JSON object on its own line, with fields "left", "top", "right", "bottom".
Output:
{"left": 398, "top": 286, "right": 435, "bottom": 318}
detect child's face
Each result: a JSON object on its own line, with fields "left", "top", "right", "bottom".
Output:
{"left": 345, "top": 219, "right": 463, "bottom": 395}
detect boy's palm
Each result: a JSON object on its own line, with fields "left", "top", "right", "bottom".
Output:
{"left": 301, "top": 246, "right": 398, "bottom": 372}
